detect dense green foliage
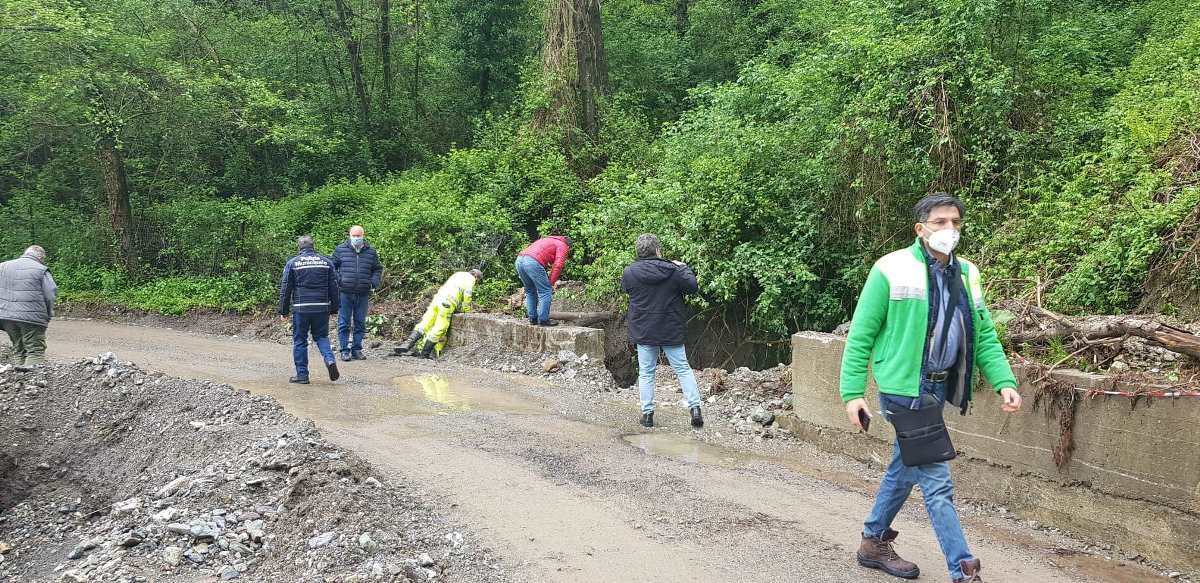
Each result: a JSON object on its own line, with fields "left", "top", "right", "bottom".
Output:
{"left": 2, "top": 0, "right": 1199, "bottom": 340}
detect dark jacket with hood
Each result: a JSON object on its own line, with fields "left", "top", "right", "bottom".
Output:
{"left": 621, "top": 258, "right": 698, "bottom": 346}
{"left": 278, "top": 248, "right": 339, "bottom": 316}
{"left": 332, "top": 239, "right": 382, "bottom": 295}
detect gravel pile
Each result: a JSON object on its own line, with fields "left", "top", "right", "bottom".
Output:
{"left": 0, "top": 354, "right": 507, "bottom": 582}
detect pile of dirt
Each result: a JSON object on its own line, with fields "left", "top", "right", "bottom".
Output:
{"left": 0, "top": 355, "right": 507, "bottom": 582}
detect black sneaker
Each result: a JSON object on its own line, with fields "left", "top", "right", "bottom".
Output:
{"left": 640, "top": 412, "right": 654, "bottom": 428}
{"left": 289, "top": 376, "right": 310, "bottom": 384}
{"left": 538, "top": 320, "right": 560, "bottom": 327}
{"left": 352, "top": 350, "right": 366, "bottom": 361}
{"left": 339, "top": 351, "right": 351, "bottom": 362}
{"left": 690, "top": 406, "right": 704, "bottom": 428}
{"left": 326, "top": 362, "right": 340, "bottom": 381}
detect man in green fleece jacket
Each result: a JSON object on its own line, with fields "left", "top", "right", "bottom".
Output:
{"left": 841, "top": 193, "right": 1022, "bottom": 583}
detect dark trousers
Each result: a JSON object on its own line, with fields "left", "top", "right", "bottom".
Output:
{"left": 292, "top": 312, "right": 335, "bottom": 378}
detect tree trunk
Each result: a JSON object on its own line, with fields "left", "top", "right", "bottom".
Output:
{"left": 332, "top": 0, "right": 371, "bottom": 133}
{"left": 573, "top": 0, "right": 608, "bottom": 143}
{"left": 411, "top": 0, "right": 422, "bottom": 111}
{"left": 477, "top": 8, "right": 494, "bottom": 111}
{"left": 673, "top": 0, "right": 688, "bottom": 37}
{"left": 96, "top": 135, "right": 136, "bottom": 274}
{"left": 535, "top": 0, "right": 608, "bottom": 158}
{"left": 378, "top": 0, "right": 393, "bottom": 112}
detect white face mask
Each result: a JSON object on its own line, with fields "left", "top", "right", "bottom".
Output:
{"left": 924, "top": 227, "right": 960, "bottom": 256}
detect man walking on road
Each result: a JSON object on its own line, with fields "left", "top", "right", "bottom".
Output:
{"left": 0, "top": 245, "right": 57, "bottom": 366}
{"left": 279, "top": 235, "right": 340, "bottom": 384}
{"left": 332, "top": 225, "right": 382, "bottom": 361}
{"left": 621, "top": 234, "right": 703, "bottom": 429}
{"left": 394, "top": 269, "right": 482, "bottom": 359}
{"left": 840, "top": 194, "right": 1022, "bottom": 583}
{"left": 515, "top": 235, "right": 570, "bottom": 327}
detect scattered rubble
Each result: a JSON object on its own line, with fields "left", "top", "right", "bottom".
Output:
{"left": 440, "top": 339, "right": 798, "bottom": 444}
{"left": 444, "top": 344, "right": 616, "bottom": 389}
{"left": 0, "top": 354, "right": 508, "bottom": 582}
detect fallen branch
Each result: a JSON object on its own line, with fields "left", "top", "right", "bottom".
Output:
{"left": 548, "top": 311, "right": 616, "bottom": 327}
{"left": 1008, "top": 306, "right": 1200, "bottom": 361}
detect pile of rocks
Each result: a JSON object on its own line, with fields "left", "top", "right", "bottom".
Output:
{"left": 0, "top": 355, "right": 506, "bottom": 582}
{"left": 693, "top": 366, "right": 794, "bottom": 439}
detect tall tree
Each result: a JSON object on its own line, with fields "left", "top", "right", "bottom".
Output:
{"left": 535, "top": 0, "right": 609, "bottom": 171}
{"left": 674, "top": 0, "right": 688, "bottom": 37}
{"left": 378, "top": 0, "right": 393, "bottom": 110}
{"left": 330, "top": 0, "right": 371, "bottom": 133}
{"left": 411, "top": 0, "right": 422, "bottom": 111}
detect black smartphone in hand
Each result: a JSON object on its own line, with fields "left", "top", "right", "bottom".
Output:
{"left": 858, "top": 408, "right": 871, "bottom": 432}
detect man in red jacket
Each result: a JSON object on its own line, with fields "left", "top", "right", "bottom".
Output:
{"left": 515, "top": 235, "right": 570, "bottom": 326}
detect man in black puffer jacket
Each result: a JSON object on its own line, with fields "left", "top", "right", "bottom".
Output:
{"left": 621, "top": 233, "right": 703, "bottom": 429}
{"left": 279, "top": 235, "right": 340, "bottom": 384}
{"left": 331, "top": 225, "right": 382, "bottom": 361}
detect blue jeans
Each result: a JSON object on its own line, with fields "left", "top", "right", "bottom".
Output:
{"left": 863, "top": 380, "right": 974, "bottom": 580}
{"left": 515, "top": 255, "right": 552, "bottom": 323}
{"left": 292, "top": 312, "right": 335, "bottom": 378}
{"left": 637, "top": 345, "right": 702, "bottom": 414}
{"left": 337, "top": 292, "right": 369, "bottom": 353}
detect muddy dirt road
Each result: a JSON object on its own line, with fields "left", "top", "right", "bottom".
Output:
{"left": 46, "top": 319, "right": 1167, "bottom": 583}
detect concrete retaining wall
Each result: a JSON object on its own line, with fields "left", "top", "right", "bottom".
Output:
{"left": 786, "top": 331, "right": 1200, "bottom": 570}
{"left": 447, "top": 313, "right": 605, "bottom": 360}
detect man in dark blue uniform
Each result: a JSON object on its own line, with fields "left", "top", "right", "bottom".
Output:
{"left": 278, "top": 235, "right": 340, "bottom": 384}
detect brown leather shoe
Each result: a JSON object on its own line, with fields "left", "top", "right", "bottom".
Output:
{"left": 954, "top": 558, "right": 983, "bottom": 582}
{"left": 856, "top": 529, "right": 920, "bottom": 579}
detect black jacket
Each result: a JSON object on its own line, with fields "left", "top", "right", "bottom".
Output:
{"left": 278, "top": 249, "right": 339, "bottom": 315}
{"left": 621, "top": 258, "right": 698, "bottom": 346}
{"left": 332, "top": 240, "right": 382, "bottom": 295}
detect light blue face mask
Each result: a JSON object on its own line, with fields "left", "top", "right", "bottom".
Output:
{"left": 350, "top": 236, "right": 364, "bottom": 247}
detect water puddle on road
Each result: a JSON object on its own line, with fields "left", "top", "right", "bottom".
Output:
{"left": 251, "top": 373, "right": 547, "bottom": 424}
{"left": 622, "top": 433, "right": 753, "bottom": 469}
{"left": 391, "top": 374, "right": 547, "bottom": 415}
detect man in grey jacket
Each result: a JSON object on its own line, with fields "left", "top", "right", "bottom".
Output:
{"left": 0, "top": 246, "right": 57, "bottom": 366}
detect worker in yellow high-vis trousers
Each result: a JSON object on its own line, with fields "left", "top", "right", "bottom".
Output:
{"left": 394, "top": 269, "right": 482, "bottom": 359}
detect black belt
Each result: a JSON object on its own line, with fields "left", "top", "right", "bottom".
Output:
{"left": 925, "top": 370, "right": 950, "bottom": 382}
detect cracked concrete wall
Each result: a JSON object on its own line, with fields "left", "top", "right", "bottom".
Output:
{"left": 785, "top": 331, "right": 1200, "bottom": 570}
{"left": 447, "top": 314, "right": 605, "bottom": 360}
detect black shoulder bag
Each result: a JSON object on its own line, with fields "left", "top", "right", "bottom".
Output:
{"left": 886, "top": 393, "right": 957, "bottom": 467}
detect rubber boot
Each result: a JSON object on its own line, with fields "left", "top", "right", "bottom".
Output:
{"left": 393, "top": 331, "right": 423, "bottom": 356}
{"left": 419, "top": 340, "right": 437, "bottom": 359}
